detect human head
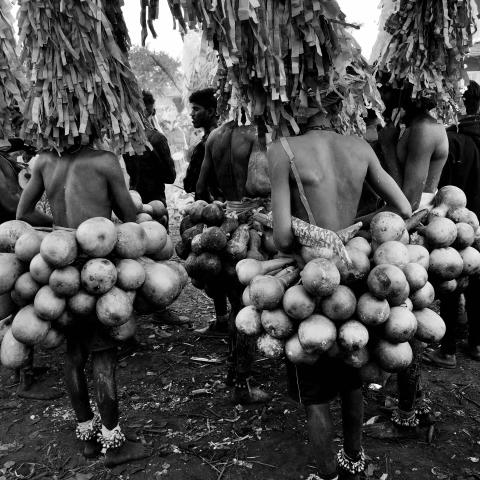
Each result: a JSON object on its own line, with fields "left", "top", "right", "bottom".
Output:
{"left": 401, "top": 90, "right": 436, "bottom": 126}
{"left": 142, "top": 90, "right": 156, "bottom": 118}
{"left": 189, "top": 88, "right": 217, "bottom": 129}
{"left": 379, "top": 84, "right": 401, "bottom": 123}
{"left": 463, "top": 81, "right": 480, "bottom": 115}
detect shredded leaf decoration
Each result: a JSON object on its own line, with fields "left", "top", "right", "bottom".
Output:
{"left": 18, "top": 0, "right": 148, "bottom": 155}
{"left": 140, "top": 0, "right": 160, "bottom": 46}
{"left": 103, "top": 0, "right": 131, "bottom": 55}
{"left": 0, "top": 0, "right": 26, "bottom": 141}
{"left": 374, "top": 0, "right": 476, "bottom": 120}
{"left": 159, "top": 1, "right": 383, "bottom": 137}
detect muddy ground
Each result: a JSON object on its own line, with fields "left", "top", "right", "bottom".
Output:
{"left": 1, "top": 225, "right": 480, "bottom": 480}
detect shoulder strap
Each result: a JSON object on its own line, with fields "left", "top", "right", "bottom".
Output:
{"left": 279, "top": 137, "right": 317, "bottom": 226}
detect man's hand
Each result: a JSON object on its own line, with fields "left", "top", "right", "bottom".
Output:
{"left": 16, "top": 154, "right": 53, "bottom": 227}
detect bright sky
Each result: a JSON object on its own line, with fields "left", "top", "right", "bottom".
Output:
{"left": 122, "top": 0, "right": 382, "bottom": 60}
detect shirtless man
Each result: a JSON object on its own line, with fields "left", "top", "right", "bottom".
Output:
{"left": 268, "top": 109, "right": 411, "bottom": 480}
{"left": 196, "top": 121, "right": 255, "bottom": 202}
{"left": 370, "top": 95, "right": 448, "bottom": 436}
{"left": 377, "top": 94, "right": 449, "bottom": 208}
{"left": 0, "top": 137, "right": 57, "bottom": 400}
{"left": 196, "top": 120, "right": 271, "bottom": 404}
{"left": 16, "top": 145, "right": 149, "bottom": 467}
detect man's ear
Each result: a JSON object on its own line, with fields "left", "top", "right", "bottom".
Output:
{"left": 207, "top": 107, "right": 216, "bottom": 119}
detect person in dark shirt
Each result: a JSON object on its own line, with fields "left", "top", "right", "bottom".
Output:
{"left": 124, "top": 91, "right": 176, "bottom": 214}
{"left": 184, "top": 88, "right": 219, "bottom": 196}
{"left": 424, "top": 81, "right": 480, "bottom": 368}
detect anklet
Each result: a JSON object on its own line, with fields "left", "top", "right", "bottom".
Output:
{"left": 416, "top": 398, "right": 432, "bottom": 416}
{"left": 391, "top": 409, "right": 419, "bottom": 427}
{"left": 234, "top": 377, "right": 250, "bottom": 390}
{"left": 337, "top": 447, "right": 366, "bottom": 474}
{"left": 98, "top": 424, "right": 126, "bottom": 450}
{"left": 75, "top": 414, "right": 101, "bottom": 441}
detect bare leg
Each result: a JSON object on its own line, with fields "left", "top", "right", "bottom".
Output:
{"left": 341, "top": 388, "right": 363, "bottom": 457}
{"left": 92, "top": 349, "right": 150, "bottom": 468}
{"left": 64, "top": 340, "right": 101, "bottom": 458}
{"left": 65, "top": 341, "right": 92, "bottom": 422}
{"left": 92, "top": 349, "right": 118, "bottom": 429}
{"left": 339, "top": 389, "right": 363, "bottom": 480}
{"left": 305, "top": 404, "right": 337, "bottom": 479}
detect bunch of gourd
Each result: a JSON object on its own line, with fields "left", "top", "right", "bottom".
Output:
{"left": 411, "top": 186, "right": 480, "bottom": 294}
{"left": 234, "top": 194, "right": 466, "bottom": 374}
{"left": 175, "top": 200, "right": 278, "bottom": 292}
{"left": 0, "top": 190, "right": 187, "bottom": 371}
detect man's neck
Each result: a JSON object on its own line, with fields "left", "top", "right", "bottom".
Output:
{"left": 305, "top": 112, "right": 335, "bottom": 132}
{"left": 203, "top": 121, "right": 218, "bottom": 137}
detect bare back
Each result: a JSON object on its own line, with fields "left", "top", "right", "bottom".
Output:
{"left": 207, "top": 123, "right": 256, "bottom": 201}
{"left": 396, "top": 118, "right": 449, "bottom": 202}
{"left": 23, "top": 148, "right": 136, "bottom": 228}
{"left": 281, "top": 131, "right": 370, "bottom": 230}
{"left": 268, "top": 129, "right": 411, "bottom": 252}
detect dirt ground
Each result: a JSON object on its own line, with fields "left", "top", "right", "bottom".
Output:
{"left": 2, "top": 227, "right": 480, "bottom": 480}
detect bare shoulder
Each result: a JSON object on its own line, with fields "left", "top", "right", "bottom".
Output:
{"left": 411, "top": 118, "right": 445, "bottom": 134}
{"left": 267, "top": 138, "right": 291, "bottom": 169}
{"left": 205, "top": 125, "right": 224, "bottom": 146}
{"left": 234, "top": 124, "right": 256, "bottom": 142}
{"left": 35, "top": 150, "right": 59, "bottom": 168}
{"left": 87, "top": 149, "right": 121, "bottom": 174}
{"left": 342, "top": 132, "right": 371, "bottom": 150}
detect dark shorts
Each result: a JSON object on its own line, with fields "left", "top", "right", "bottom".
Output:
{"left": 286, "top": 356, "right": 362, "bottom": 405}
{"left": 65, "top": 317, "right": 118, "bottom": 352}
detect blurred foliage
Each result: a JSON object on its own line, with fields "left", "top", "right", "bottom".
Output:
{"left": 129, "top": 46, "right": 182, "bottom": 99}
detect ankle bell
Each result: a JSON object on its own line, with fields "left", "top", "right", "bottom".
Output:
{"left": 98, "top": 424, "right": 126, "bottom": 450}
{"left": 75, "top": 414, "right": 101, "bottom": 441}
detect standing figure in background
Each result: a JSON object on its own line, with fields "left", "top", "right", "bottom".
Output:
{"left": 124, "top": 90, "right": 176, "bottom": 228}
{"left": 184, "top": 88, "right": 219, "bottom": 197}
{"left": 0, "top": 116, "right": 57, "bottom": 400}
{"left": 17, "top": 124, "right": 149, "bottom": 466}
{"left": 380, "top": 94, "right": 449, "bottom": 210}
{"left": 195, "top": 119, "right": 271, "bottom": 404}
{"left": 424, "top": 81, "right": 480, "bottom": 368}
{"left": 367, "top": 93, "right": 448, "bottom": 437}
{"left": 184, "top": 89, "right": 229, "bottom": 335}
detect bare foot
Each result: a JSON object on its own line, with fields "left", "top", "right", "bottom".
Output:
{"left": 83, "top": 439, "right": 102, "bottom": 459}
{"left": 104, "top": 440, "right": 150, "bottom": 468}
{"left": 17, "top": 382, "right": 63, "bottom": 400}
{"left": 363, "top": 421, "right": 418, "bottom": 439}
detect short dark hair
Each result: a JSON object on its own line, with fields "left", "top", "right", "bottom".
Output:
{"left": 463, "top": 81, "right": 480, "bottom": 115}
{"left": 189, "top": 88, "right": 217, "bottom": 110}
{"left": 142, "top": 90, "right": 155, "bottom": 106}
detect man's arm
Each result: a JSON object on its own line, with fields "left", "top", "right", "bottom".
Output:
{"left": 401, "top": 126, "right": 435, "bottom": 210}
{"left": 104, "top": 155, "right": 137, "bottom": 223}
{"left": 150, "top": 132, "right": 176, "bottom": 184}
{"left": 365, "top": 145, "right": 412, "bottom": 219}
{"left": 268, "top": 142, "right": 295, "bottom": 252}
{"left": 195, "top": 137, "right": 214, "bottom": 202}
{"left": 378, "top": 123, "right": 402, "bottom": 185}
{"left": 16, "top": 156, "right": 53, "bottom": 227}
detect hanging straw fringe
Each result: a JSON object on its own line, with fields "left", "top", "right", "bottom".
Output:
{"left": 0, "top": 0, "right": 26, "bottom": 141}
{"left": 374, "top": 0, "right": 476, "bottom": 121}
{"left": 18, "top": 0, "right": 148, "bottom": 155}
{"left": 160, "top": 1, "right": 383, "bottom": 137}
